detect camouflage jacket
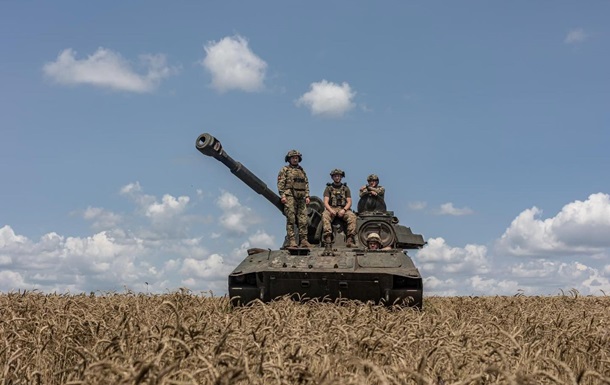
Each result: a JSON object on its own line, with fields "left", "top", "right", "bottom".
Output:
{"left": 277, "top": 165, "right": 309, "bottom": 198}
{"left": 359, "top": 185, "right": 385, "bottom": 199}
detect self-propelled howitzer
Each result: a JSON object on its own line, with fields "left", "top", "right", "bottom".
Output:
{"left": 196, "top": 133, "right": 426, "bottom": 308}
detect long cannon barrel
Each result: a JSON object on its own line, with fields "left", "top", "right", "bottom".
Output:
{"left": 196, "top": 133, "right": 284, "bottom": 212}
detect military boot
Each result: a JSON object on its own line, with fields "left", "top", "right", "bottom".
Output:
{"left": 287, "top": 238, "right": 298, "bottom": 248}
{"left": 299, "top": 238, "right": 312, "bottom": 248}
{"left": 346, "top": 235, "right": 356, "bottom": 248}
{"left": 323, "top": 235, "right": 332, "bottom": 249}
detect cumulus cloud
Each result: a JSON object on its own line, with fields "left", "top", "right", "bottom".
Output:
{"left": 181, "top": 254, "right": 227, "bottom": 278}
{"left": 248, "top": 230, "right": 275, "bottom": 249}
{"left": 0, "top": 225, "right": 27, "bottom": 247}
{"left": 119, "top": 182, "right": 191, "bottom": 237}
{"left": 83, "top": 207, "right": 122, "bottom": 230}
{"left": 43, "top": 48, "right": 177, "bottom": 92}
{"left": 145, "top": 194, "right": 190, "bottom": 222}
{"left": 419, "top": 194, "right": 610, "bottom": 296}
{"left": 508, "top": 260, "right": 610, "bottom": 295}
{"left": 0, "top": 182, "right": 270, "bottom": 294}
{"left": 0, "top": 226, "right": 150, "bottom": 292}
{"left": 437, "top": 202, "right": 474, "bottom": 216}
{"left": 216, "top": 191, "right": 260, "bottom": 234}
{"left": 296, "top": 80, "right": 356, "bottom": 118}
{"left": 408, "top": 201, "right": 427, "bottom": 210}
{"left": 495, "top": 193, "right": 610, "bottom": 257}
{"left": 202, "top": 35, "right": 267, "bottom": 93}
{"left": 416, "top": 237, "right": 490, "bottom": 275}
{"left": 564, "top": 28, "right": 588, "bottom": 44}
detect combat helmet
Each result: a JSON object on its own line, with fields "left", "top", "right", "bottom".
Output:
{"left": 330, "top": 168, "right": 345, "bottom": 177}
{"left": 285, "top": 150, "right": 302, "bottom": 162}
{"left": 367, "top": 232, "right": 381, "bottom": 243}
{"left": 367, "top": 174, "right": 379, "bottom": 182}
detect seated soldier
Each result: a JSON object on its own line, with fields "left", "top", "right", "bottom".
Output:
{"left": 366, "top": 233, "right": 391, "bottom": 250}
{"left": 323, "top": 169, "right": 357, "bottom": 248}
{"left": 358, "top": 174, "right": 387, "bottom": 212}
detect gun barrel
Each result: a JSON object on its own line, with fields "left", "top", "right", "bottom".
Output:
{"left": 196, "top": 133, "right": 284, "bottom": 212}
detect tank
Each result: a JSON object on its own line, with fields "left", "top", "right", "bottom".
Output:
{"left": 196, "top": 133, "right": 426, "bottom": 308}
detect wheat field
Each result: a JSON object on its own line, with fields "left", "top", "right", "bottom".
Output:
{"left": 1, "top": 291, "right": 608, "bottom": 385}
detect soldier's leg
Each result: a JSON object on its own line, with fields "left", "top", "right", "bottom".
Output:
{"left": 283, "top": 197, "right": 297, "bottom": 247}
{"left": 296, "top": 199, "right": 311, "bottom": 247}
{"left": 345, "top": 211, "right": 357, "bottom": 236}
{"left": 322, "top": 210, "right": 333, "bottom": 237}
{"left": 345, "top": 211, "right": 357, "bottom": 247}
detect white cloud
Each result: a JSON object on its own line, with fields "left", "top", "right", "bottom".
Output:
{"left": 83, "top": 206, "right": 122, "bottom": 230}
{"left": 408, "top": 201, "right": 427, "bottom": 210}
{"left": 0, "top": 271, "right": 32, "bottom": 291}
{"left": 181, "top": 254, "right": 227, "bottom": 278}
{"left": 422, "top": 276, "right": 458, "bottom": 296}
{"left": 216, "top": 191, "right": 259, "bottom": 234}
{"left": 418, "top": 194, "right": 610, "bottom": 296}
{"left": 564, "top": 28, "right": 588, "bottom": 44}
{"left": 296, "top": 80, "right": 356, "bottom": 118}
{"left": 416, "top": 237, "right": 489, "bottom": 275}
{"left": 0, "top": 225, "right": 27, "bottom": 247}
{"left": 202, "top": 35, "right": 267, "bottom": 93}
{"left": 437, "top": 202, "right": 474, "bottom": 216}
{"left": 145, "top": 194, "right": 190, "bottom": 221}
{"left": 467, "top": 276, "right": 521, "bottom": 295}
{"left": 495, "top": 193, "right": 610, "bottom": 257}
{"left": 119, "top": 182, "right": 192, "bottom": 237}
{"left": 43, "top": 48, "right": 176, "bottom": 92}
{"left": 248, "top": 230, "right": 275, "bottom": 249}
{"left": 0, "top": 181, "right": 272, "bottom": 295}
{"left": 508, "top": 260, "right": 610, "bottom": 295}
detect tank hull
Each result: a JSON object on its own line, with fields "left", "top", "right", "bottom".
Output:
{"left": 229, "top": 247, "right": 423, "bottom": 308}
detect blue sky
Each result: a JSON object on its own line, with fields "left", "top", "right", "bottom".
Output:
{"left": 1, "top": 2, "right": 609, "bottom": 296}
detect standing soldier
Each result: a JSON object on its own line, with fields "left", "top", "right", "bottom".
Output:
{"left": 323, "top": 169, "right": 357, "bottom": 248}
{"left": 278, "top": 150, "right": 311, "bottom": 248}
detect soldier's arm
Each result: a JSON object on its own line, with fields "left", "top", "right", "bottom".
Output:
{"left": 344, "top": 187, "right": 352, "bottom": 211}
{"left": 277, "top": 167, "right": 288, "bottom": 202}
{"left": 304, "top": 170, "right": 310, "bottom": 198}
{"left": 359, "top": 185, "right": 369, "bottom": 198}
{"left": 344, "top": 197, "right": 352, "bottom": 211}
{"left": 323, "top": 195, "right": 335, "bottom": 214}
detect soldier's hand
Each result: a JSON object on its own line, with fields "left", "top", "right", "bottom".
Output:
{"left": 305, "top": 197, "right": 310, "bottom": 204}
{"left": 371, "top": 191, "right": 377, "bottom": 196}
{"left": 281, "top": 196, "right": 287, "bottom": 204}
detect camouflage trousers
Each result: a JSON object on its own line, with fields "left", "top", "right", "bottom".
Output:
{"left": 323, "top": 207, "right": 357, "bottom": 237}
{"left": 283, "top": 195, "right": 308, "bottom": 241}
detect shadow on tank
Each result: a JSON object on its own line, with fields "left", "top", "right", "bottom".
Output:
{"left": 196, "top": 133, "right": 426, "bottom": 308}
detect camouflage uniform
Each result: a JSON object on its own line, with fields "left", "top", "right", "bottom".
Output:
{"left": 322, "top": 182, "right": 357, "bottom": 240}
{"left": 278, "top": 162, "right": 310, "bottom": 246}
{"left": 359, "top": 174, "right": 385, "bottom": 199}
{"left": 357, "top": 173, "right": 387, "bottom": 213}
{"left": 359, "top": 184, "right": 385, "bottom": 199}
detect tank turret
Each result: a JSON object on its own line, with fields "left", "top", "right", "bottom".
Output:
{"left": 196, "top": 133, "right": 425, "bottom": 308}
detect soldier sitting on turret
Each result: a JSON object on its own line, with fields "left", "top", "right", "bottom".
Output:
{"left": 323, "top": 169, "right": 357, "bottom": 248}
{"left": 358, "top": 173, "right": 387, "bottom": 212}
